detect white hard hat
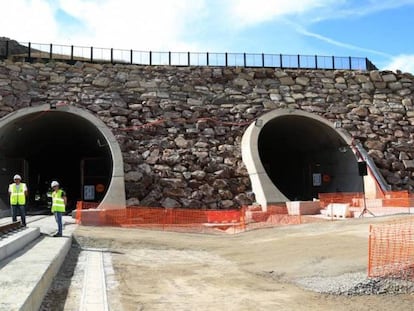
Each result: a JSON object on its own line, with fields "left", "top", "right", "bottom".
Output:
{"left": 51, "top": 181, "right": 59, "bottom": 187}
{"left": 13, "top": 174, "right": 21, "bottom": 180}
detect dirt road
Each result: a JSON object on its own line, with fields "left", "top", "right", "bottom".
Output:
{"left": 65, "top": 214, "right": 414, "bottom": 311}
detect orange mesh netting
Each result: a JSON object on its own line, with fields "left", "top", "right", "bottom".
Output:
{"left": 382, "top": 191, "right": 414, "bottom": 207}
{"left": 318, "top": 192, "right": 363, "bottom": 208}
{"left": 75, "top": 202, "right": 315, "bottom": 234}
{"left": 368, "top": 217, "right": 414, "bottom": 279}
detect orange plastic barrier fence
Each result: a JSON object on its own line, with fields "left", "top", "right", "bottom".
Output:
{"left": 382, "top": 191, "right": 414, "bottom": 207}
{"left": 319, "top": 191, "right": 414, "bottom": 208}
{"left": 75, "top": 202, "right": 310, "bottom": 234}
{"left": 368, "top": 217, "right": 414, "bottom": 279}
{"left": 318, "top": 192, "right": 363, "bottom": 208}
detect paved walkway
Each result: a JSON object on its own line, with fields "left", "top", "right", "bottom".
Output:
{"left": 79, "top": 249, "right": 109, "bottom": 311}
{"left": 0, "top": 215, "right": 110, "bottom": 311}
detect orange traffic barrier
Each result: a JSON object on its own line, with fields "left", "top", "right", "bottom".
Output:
{"left": 318, "top": 192, "right": 363, "bottom": 208}
{"left": 382, "top": 191, "right": 414, "bottom": 207}
{"left": 75, "top": 202, "right": 314, "bottom": 234}
{"left": 368, "top": 217, "right": 414, "bottom": 279}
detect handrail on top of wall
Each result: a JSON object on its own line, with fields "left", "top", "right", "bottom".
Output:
{"left": 0, "top": 39, "right": 378, "bottom": 71}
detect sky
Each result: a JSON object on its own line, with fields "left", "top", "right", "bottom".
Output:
{"left": 1, "top": 0, "right": 414, "bottom": 72}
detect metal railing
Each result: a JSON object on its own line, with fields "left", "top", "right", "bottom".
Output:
{"left": 0, "top": 39, "right": 378, "bottom": 70}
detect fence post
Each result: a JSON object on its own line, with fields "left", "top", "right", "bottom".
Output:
{"left": 130, "top": 49, "right": 133, "bottom": 64}
{"left": 90, "top": 46, "right": 93, "bottom": 62}
{"left": 315, "top": 55, "right": 318, "bottom": 69}
{"left": 70, "top": 45, "right": 74, "bottom": 61}
{"left": 149, "top": 51, "right": 152, "bottom": 65}
{"left": 297, "top": 54, "right": 300, "bottom": 68}
{"left": 243, "top": 53, "right": 246, "bottom": 67}
{"left": 49, "top": 43, "right": 53, "bottom": 60}
{"left": 262, "top": 53, "right": 265, "bottom": 67}
{"left": 279, "top": 54, "right": 283, "bottom": 69}
{"left": 365, "top": 58, "right": 378, "bottom": 71}
{"left": 163, "top": 208, "right": 167, "bottom": 231}
{"left": 187, "top": 51, "right": 190, "bottom": 66}
{"left": 5, "top": 40, "right": 9, "bottom": 58}
{"left": 110, "top": 48, "right": 113, "bottom": 64}
{"left": 349, "top": 56, "right": 352, "bottom": 70}
{"left": 168, "top": 51, "right": 171, "bottom": 66}
{"left": 28, "top": 42, "right": 32, "bottom": 61}
{"left": 332, "top": 56, "right": 335, "bottom": 69}
{"left": 225, "top": 52, "right": 228, "bottom": 67}
{"left": 368, "top": 224, "right": 372, "bottom": 277}
{"left": 206, "top": 52, "right": 209, "bottom": 66}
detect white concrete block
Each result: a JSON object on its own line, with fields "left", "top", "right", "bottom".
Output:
{"left": 0, "top": 227, "right": 40, "bottom": 262}
{"left": 326, "top": 203, "right": 351, "bottom": 218}
{"left": 286, "top": 201, "right": 321, "bottom": 215}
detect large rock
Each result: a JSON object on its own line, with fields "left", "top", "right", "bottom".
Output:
{"left": 161, "top": 197, "right": 180, "bottom": 208}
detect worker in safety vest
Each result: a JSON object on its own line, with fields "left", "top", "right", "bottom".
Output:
{"left": 8, "top": 174, "right": 28, "bottom": 227}
{"left": 50, "top": 181, "right": 67, "bottom": 237}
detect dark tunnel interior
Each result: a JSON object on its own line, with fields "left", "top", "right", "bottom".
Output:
{"left": 258, "top": 115, "right": 362, "bottom": 201}
{"left": 0, "top": 110, "right": 112, "bottom": 212}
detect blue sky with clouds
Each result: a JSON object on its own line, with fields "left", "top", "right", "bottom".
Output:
{"left": 1, "top": 0, "right": 414, "bottom": 72}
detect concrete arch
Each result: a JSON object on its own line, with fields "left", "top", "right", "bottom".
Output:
{"left": 241, "top": 109, "right": 370, "bottom": 210}
{"left": 0, "top": 104, "right": 125, "bottom": 210}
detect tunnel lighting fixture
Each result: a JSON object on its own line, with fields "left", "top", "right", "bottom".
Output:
{"left": 338, "top": 146, "right": 348, "bottom": 153}
{"left": 255, "top": 119, "right": 263, "bottom": 127}
{"left": 97, "top": 138, "right": 108, "bottom": 147}
{"left": 50, "top": 102, "right": 57, "bottom": 109}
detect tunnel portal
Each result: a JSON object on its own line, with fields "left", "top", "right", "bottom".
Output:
{"left": 0, "top": 109, "right": 113, "bottom": 212}
{"left": 242, "top": 109, "right": 365, "bottom": 207}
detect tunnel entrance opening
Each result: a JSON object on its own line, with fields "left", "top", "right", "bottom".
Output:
{"left": 242, "top": 109, "right": 365, "bottom": 209}
{"left": 257, "top": 115, "right": 361, "bottom": 201}
{"left": 0, "top": 109, "right": 112, "bottom": 213}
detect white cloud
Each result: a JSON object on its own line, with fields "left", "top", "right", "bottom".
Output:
{"left": 306, "top": 0, "right": 414, "bottom": 22}
{"left": 56, "top": 0, "right": 207, "bottom": 50}
{"left": 225, "top": 0, "right": 339, "bottom": 27}
{"left": 293, "top": 24, "right": 392, "bottom": 58}
{"left": 0, "top": 0, "right": 58, "bottom": 43}
{"left": 0, "top": 0, "right": 207, "bottom": 51}
{"left": 384, "top": 54, "right": 414, "bottom": 73}
{"left": 1, "top": 0, "right": 413, "bottom": 67}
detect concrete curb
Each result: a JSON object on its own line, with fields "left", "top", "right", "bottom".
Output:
{"left": 0, "top": 235, "right": 72, "bottom": 311}
{"left": 0, "top": 227, "right": 40, "bottom": 262}
{"left": 21, "top": 236, "right": 72, "bottom": 311}
{"left": 0, "top": 209, "right": 10, "bottom": 218}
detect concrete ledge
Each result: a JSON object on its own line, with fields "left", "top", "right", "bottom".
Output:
{"left": 0, "top": 209, "right": 10, "bottom": 218}
{"left": 0, "top": 227, "right": 40, "bottom": 262}
{"left": 325, "top": 203, "right": 351, "bottom": 218}
{"left": 0, "top": 234, "right": 72, "bottom": 311}
{"left": 286, "top": 201, "right": 321, "bottom": 215}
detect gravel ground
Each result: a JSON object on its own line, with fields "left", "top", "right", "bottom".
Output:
{"left": 40, "top": 215, "right": 414, "bottom": 310}
{"left": 296, "top": 272, "right": 414, "bottom": 295}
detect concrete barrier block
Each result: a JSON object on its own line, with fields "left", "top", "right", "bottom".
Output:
{"left": 20, "top": 236, "right": 72, "bottom": 311}
{"left": 286, "top": 201, "right": 321, "bottom": 215}
{"left": 326, "top": 203, "right": 351, "bottom": 218}
{"left": 0, "top": 235, "right": 72, "bottom": 311}
{"left": 0, "top": 227, "right": 40, "bottom": 262}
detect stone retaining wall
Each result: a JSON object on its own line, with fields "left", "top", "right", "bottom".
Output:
{"left": 0, "top": 60, "right": 413, "bottom": 208}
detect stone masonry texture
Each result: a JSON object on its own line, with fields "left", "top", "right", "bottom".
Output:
{"left": 0, "top": 60, "right": 413, "bottom": 208}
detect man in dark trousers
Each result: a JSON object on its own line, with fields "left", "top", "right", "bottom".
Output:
{"left": 50, "top": 181, "right": 67, "bottom": 237}
{"left": 8, "top": 174, "right": 28, "bottom": 227}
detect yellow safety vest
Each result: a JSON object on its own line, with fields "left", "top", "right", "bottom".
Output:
{"left": 51, "top": 189, "right": 66, "bottom": 213}
{"left": 9, "top": 183, "right": 26, "bottom": 205}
